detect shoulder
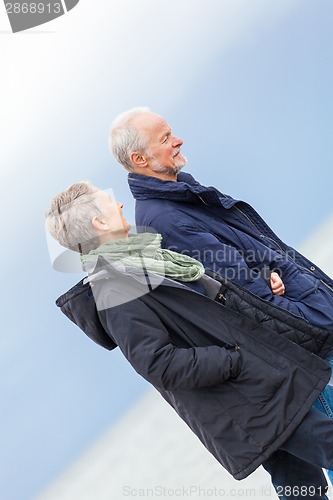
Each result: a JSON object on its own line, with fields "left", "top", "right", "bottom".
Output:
{"left": 136, "top": 198, "right": 195, "bottom": 227}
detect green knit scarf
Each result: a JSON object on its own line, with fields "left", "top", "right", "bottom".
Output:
{"left": 80, "top": 233, "right": 205, "bottom": 282}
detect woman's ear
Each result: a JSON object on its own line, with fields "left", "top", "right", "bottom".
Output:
{"left": 92, "top": 216, "right": 108, "bottom": 232}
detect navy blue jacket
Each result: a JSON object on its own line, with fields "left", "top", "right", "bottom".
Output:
{"left": 129, "top": 172, "right": 333, "bottom": 326}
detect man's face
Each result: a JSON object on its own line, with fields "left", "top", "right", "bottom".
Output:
{"left": 134, "top": 113, "right": 187, "bottom": 176}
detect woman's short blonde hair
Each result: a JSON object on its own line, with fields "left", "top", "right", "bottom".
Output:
{"left": 45, "top": 181, "right": 103, "bottom": 254}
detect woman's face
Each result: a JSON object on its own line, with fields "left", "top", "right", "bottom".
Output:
{"left": 96, "top": 190, "right": 131, "bottom": 240}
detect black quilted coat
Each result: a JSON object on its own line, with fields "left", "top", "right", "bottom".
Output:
{"left": 56, "top": 259, "right": 332, "bottom": 480}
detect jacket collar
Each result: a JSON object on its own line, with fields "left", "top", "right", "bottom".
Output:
{"left": 57, "top": 256, "right": 194, "bottom": 312}
{"left": 87, "top": 256, "right": 195, "bottom": 293}
{"left": 128, "top": 171, "right": 238, "bottom": 209}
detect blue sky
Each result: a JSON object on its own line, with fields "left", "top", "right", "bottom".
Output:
{"left": 1, "top": 1, "right": 332, "bottom": 499}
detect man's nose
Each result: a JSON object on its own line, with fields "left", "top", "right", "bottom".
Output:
{"left": 172, "top": 135, "right": 183, "bottom": 147}
{"left": 117, "top": 202, "right": 124, "bottom": 209}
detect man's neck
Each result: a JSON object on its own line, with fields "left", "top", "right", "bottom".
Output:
{"left": 133, "top": 167, "right": 177, "bottom": 182}
{"left": 147, "top": 171, "right": 177, "bottom": 182}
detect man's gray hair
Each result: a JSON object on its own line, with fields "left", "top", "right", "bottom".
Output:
{"left": 109, "top": 106, "right": 151, "bottom": 172}
{"left": 45, "top": 181, "right": 103, "bottom": 254}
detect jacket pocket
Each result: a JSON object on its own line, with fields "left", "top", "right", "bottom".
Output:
{"left": 279, "top": 264, "right": 320, "bottom": 301}
{"left": 228, "top": 347, "right": 287, "bottom": 410}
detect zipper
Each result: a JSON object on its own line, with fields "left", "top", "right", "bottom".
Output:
{"left": 263, "top": 235, "right": 285, "bottom": 253}
{"left": 234, "top": 205, "right": 284, "bottom": 253}
{"left": 234, "top": 205, "right": 261, "bottom": 232}
{"left": 197, "top": 194, "right": 209, "bottom": 206}
{"left": 232, "top": 206, "right": 329, "bottom": 280}
{"left": 216, "top": 292, "right": 227, "bottom": 304}
{"left": 320, "top": 279, "right": 333, "bottom": 293}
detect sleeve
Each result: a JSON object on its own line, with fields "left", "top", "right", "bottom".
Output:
{"left": 159, "top": 218, "right": 308, "bottom": 318}
{"left": 102, "top": 298, "right": 241, "bottom": 391}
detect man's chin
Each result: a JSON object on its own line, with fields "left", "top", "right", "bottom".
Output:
{"left": 174, "top": 157, "right": 187, "bottom": 174}
{"left": 173, "top": 165, "right": 184, "bottom": 175}
{"left": 150, "top": 160, "right": 186, "bottom": 176}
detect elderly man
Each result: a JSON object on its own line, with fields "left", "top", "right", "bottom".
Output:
{"left": 110, "top": 107, "right": 333, "bottom": 328}
{"left": 48, "top": 181, "right": 333, "bottom": 500}
{"left": 109, "top": 107, "right": 333, "bottom": 496}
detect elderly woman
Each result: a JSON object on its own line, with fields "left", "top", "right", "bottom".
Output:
{"left": 46, "top": 181, "right": 333, "bottom": 500}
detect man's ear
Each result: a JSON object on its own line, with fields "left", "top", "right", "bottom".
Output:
{"left": 130, "top": 151, "right": 148, "bottom": 168}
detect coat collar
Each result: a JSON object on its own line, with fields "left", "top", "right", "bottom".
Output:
{"left": 128, "top": 171, "right": 238, "bottom": 209}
